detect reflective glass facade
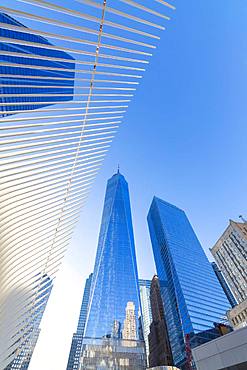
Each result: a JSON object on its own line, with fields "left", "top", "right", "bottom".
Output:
{"left": 85, "top": 171, "right": 141, "bottom": 339}
{"left": 80, "top": 338, "right": 146, "bottom": 370}
{"left": 211, "top": 262, "right": 237, "bottom": 308}
{"left": 0, "top": 12, "right": 74, "bottom": 116}
{"left": 139, "top": 279, "right": 152, "bottom": 366}
{"left": 148, "top": 197, "right": 231, "bottom": 370}
{"left": 66, "top": 274, "right": 93, "bottom": 370}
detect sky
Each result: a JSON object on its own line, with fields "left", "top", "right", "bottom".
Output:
{"left": 28, "top": 0, "right": 247, "bottom": 369}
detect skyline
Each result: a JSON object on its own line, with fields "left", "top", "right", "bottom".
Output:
{"left": 5, "top": 0, "right": 245, "bottom": 369}
{"left": 30, "top": 163, "right": 245, "bottom": 370}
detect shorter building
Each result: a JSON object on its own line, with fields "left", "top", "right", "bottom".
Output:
{"left": 227, "top": 299, "right": 247, "bottom": 330}
{"left": 192, "top": 326, "right": 247, "bottom": 370}
{"left": 210, "top": 220, "right": 247, "bottom": 304}
{"left": 122, "top": 302, "right": 137, "bottom": 340}
{"left": 148, "top": 275, "right": 173, "bottom": 368}
{"left": 66, "top": 274, "right": 93, "bottom": 370}
{"left": 79, "top": 337, "right": 146, "bottom": 369}
{"left": 139, "top": 279, "right": 152, "bottom": 365}
{"left": 211, "top": 262, "right": 237, "bottom": 308}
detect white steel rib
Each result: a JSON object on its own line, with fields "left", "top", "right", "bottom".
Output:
{"left": 0, "top": 0, "right": 176, "bottom": 368}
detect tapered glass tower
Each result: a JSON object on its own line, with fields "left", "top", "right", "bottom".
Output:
{"left": 85, "top": 170, "right": 140, "bottom": 339}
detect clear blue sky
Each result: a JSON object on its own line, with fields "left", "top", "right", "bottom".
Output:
{"left": 29, "top": 1, "right": 247, "bottom": 369}
{"left": 83, "top": 0, "right": 247, "bottom": 272}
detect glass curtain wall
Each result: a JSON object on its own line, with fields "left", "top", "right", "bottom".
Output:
{"left": 85, "top": 171, "right": 141, "bottom": 339}
{"left": 148, "top": 197, "right": 231, "bottom": 369}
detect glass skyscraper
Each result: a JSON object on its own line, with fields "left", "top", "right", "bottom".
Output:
{"left": 148, "top": 197, "right": 231, "bottom": 370}
{"left": 84, "top": 170, "right": 141, "bottom": 339}
{"left": 211, "top": 262, "right": 237, "bottom": 308}
{"left": 66, "top": 274, "right": 93, "bottom": 370}
{"left": 0, "top": 12, "right": 75, "bottom": 116}
{"left": 80, "top": 171, "right": 145, "bottom": 369}
{"left": 139, "top": 279, "right": 152, "bottom": 366}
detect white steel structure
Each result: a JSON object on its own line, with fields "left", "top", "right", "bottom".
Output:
{"left": 0, "top": 0, "right": 175, "bottom": 368}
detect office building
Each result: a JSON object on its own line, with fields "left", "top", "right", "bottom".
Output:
{"left": 80, "top": 337, "right": 146, "bottom": 370}
{"left": 139, "top": 279, "right": 152, "bottom": 365}
{"left": 4, "top": 275, "right": 52, "bottom": 370}
{"left": 211, "top": 220, "right": 247, "bottom": 304}
{"left": 148, "top": 275, "right": 173, "bottom": 368}
{"left": 192, "top": 326, "right": 247, "bottom": 370}
{"left": 84, "top": 171, "right": 141, "bottom": 339}
{"left": 0, "top": 12, "right": 75, "bottom": 116}
{"left": 148, "top": 197, "right": 231, "bottom": 370}
{"left": 80, "top": 171, "right": 145, "bottom": 368}
{"left": 227, "top": 298, "right": 247, "bottom": 330}
{"left": 211, "top": 262, "right": 237, "bottom": 308}
{"left": 122, "top": 302, "right": 137, "bottom": 340}
{"left": 66, "top": 274, "right": 93, "bottom": 370}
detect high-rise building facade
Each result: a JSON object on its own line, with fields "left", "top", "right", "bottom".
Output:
{"left": 227, "top": 298, "right": 247, "bottom": 330}
{"left": 80, "top": 171, "right": 145, "bottom": 369}
{"left": 148, "top": 275, "right": 173, "bottom": 368}
{"left": 66, "top": 274, "right": 93, "bottom": 370}
{"left": 210, "top": 220, "right": 247, "bottom": 304}
{"left": 84, "top": 171, "right": 141, "bottom": 339}
{"left": 139, "top": 279, "right": 153, "bottom": 365}
{"left": 211, "top": 262, "right": 237, "bottom": 308}
{"left": 148, "top": 197, "right": 231, "bottom": 370}
{"left": 0, "top": 12, "right": 75, "bottom": 116}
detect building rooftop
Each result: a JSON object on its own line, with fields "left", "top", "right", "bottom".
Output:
{"left": 211, "top": 219, "right": 247, "bottom": 253}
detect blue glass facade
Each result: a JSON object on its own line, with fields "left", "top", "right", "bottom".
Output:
{"left": 211, "top": 262, "right": 237, "bottom": 308}
{"left": 84, "top": 171, "right": 141, "bottom": 339}
{"left": 138, "top": 279, "right": 152, "bottom": 365}
{"left": 147, "top": 197, "right": 231, "bottom": 369}
{"left": 66, "top": 274, "right": 93, "bottom": 370}
{"left": 0, "top": 12, "right": 74, "bottom": 116}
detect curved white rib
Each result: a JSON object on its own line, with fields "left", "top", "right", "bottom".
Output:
{"left": 0, "top": 0, "right": 175, "bottom": 368}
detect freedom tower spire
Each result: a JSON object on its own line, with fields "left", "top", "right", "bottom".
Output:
{"left": 85, "top": 171, "right": 140, "bottom": 339}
